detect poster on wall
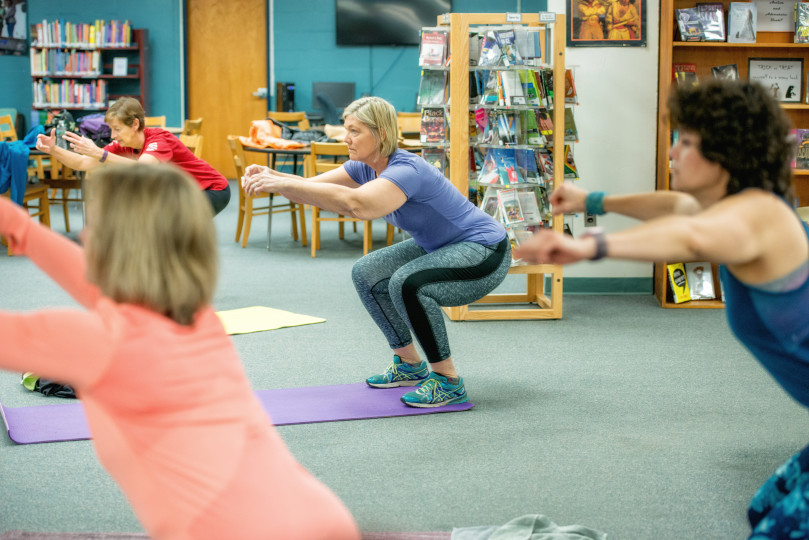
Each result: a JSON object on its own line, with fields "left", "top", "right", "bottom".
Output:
{"left": 566, "top": 0, "right": 647, "bottom": 48}
{"left": 0, "top": 0, "right": 27, "bottom": 55}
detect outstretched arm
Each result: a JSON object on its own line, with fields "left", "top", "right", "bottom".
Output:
{"left": 551, "top": 182, "right": 701, "bottom": 221}
{"left": 0, "top": 308, "right": 112, "bottom": 390}
{"left": 243, "top": 166, "right": 406, "bottom": 220}
{"left": 0, "top": 197, "right": 101, "bottom": 308}
{"left": 36, "top": 129, "right": 101, "bottom": 171}
{"left": 514, "top": 190, "right": 806, "bottom": 283}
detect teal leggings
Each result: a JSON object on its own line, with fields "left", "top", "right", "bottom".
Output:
{"left": 748, "top": 442, "right": 809, "bottom": 538}
{"left": 351, "top": 237, "right": 510, "bottom": 363}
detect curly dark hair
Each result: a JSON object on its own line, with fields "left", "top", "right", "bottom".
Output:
{"left": 667, "top": 79, "right": 795, "bottom": 203}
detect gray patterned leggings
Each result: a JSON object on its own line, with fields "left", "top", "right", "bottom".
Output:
{"left": 351, "top": 237, "right": 511, "bottom": 363}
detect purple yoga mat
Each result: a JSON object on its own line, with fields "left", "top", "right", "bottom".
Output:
{"left": 0, "top": 383, "right": 474, "bottom": 445}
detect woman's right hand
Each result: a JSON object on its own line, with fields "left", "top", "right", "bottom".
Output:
{"left": 549, "top": 182, "right": 588, "bottom": 215}
{"left": 244, "top": 164, "right": 269, "bottom": 179}
{"left": 35, "top": 129, "right": 57, "bottom": 154}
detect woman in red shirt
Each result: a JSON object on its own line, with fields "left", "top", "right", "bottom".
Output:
{"left": 35, "top": 97, "right": 231, "bottom": 215}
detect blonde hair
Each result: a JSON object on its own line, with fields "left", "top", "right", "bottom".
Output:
{"left": 342, "top": 96, "right": 399, "bottom": 156}
{"left": 84, "top": 163, "right": 218, "bottom": 325}
{"left": 105, "top": 97, "right": 146, "bottom": 132}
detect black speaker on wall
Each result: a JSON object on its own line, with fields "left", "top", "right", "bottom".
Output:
{"left": 276, "top": 82, "right": 295, "bottom": 112}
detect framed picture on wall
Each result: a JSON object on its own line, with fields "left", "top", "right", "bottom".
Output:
{"left": 567, "top": 0, "right": 647, "bottom": 48}
{"left": 748, "top": 58, "right": 804, "bottom": 103}
{"left": 0, "top": 0, "right": 27, "bottom": 55}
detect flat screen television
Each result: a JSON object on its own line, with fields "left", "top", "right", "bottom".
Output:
{"left": 336, "top": 0, "right": 451, "bottom": 46}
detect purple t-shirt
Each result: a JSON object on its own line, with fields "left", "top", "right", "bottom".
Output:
{"left": 343, "top": 149, "right": 506, "bottom": 252}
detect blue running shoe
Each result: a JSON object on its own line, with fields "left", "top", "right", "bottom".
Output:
{"left": 400, "top": 372, "right": 468, "bottom": 408}
{"left": 366, "top": 355, "right": 428, "bottom": 388}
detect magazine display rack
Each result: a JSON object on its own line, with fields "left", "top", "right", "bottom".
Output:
{"left": 30, "top": 22, "right": 149, "bottom": 114}
{"left": 656, "top": 0, "right": 809, "bottom": 308}
{"left": 431, "top": 12, "right": 566, "bottom": 321}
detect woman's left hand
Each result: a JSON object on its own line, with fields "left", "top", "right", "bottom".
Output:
{"left": 63, "top": 131, "right": 103, "bottom": 159}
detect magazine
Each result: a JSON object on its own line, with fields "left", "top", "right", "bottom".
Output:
{"left": 497, "top": 188, "right": 525, "bottom": 225}
{"left": 419, "top": 29, "right": 448, "bottom": 67}
{"left": 684, "top": 262, "right": 715, "bottom": 300}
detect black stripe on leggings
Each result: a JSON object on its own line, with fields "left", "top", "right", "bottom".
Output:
{"left": 401, "top": 238, "right": 509, "bottom": 363}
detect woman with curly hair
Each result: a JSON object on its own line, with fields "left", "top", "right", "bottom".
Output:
{"left": 513, "top": 79, "right": 807, "bottom": 538}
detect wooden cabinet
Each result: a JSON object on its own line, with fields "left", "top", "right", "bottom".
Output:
{"left": 435, "top": 12, "right": 566, "bottom": 320}
{"left": 30, "top": 23, "right": 149, "bottom": 115}
{"left": 655, "top": 0, "right": 809, "bottom": 308}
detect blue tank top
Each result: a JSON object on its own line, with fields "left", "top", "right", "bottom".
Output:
{"left": 343, "top": 149, "right": 506, "bottom": 252}
{"left": 720, "top": 221, "right": 809, "bottom": 408}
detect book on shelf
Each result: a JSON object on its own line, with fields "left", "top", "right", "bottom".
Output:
{"left": 479, "top": 186, "right": 500, "bottom": 218}
{"left": 422, "top": 147, "right": 447, "bottom": 175}
{"left": 514, "top": 27, "right": 541, "bottom": 66}
{"left": 684, "top": 262, "right": 715, "bottom": 300}
{"left": 417, "top": 69, "right": 447, "bottom": 106}
{"left": 515, "top": 148, "right": 541, "bottom": 184}
{"left": 535, "top": 108, "right": 554, "bottom": 137}
{"left": 418, "top": 29, "right": 448, "bottom": 67}
{"left": 673, "top": 63, "right": 698, "bottom": 87}
{"left": 794, "top": 128, "right": 809, "bottom": 170}
{"left": 496, "top": 149, "right": 524, "bottom": 184}
{"left": 469, "top": 33, "right": 485, "bottom": 66}
{"left": 500, "top": 70, "right": 526, "bottom": 105}
{"left": 796, "top": 3, "right": 809, "bottom": 44}
{"left": 697, "top": 3, "right": 726, "bottom": 41}
{"left": 711, "top": 63, "right": 739, "bottom": 80}
{"left": 112, "top": 56, "right": 128, "bottom": 76}
{"left": 477, "top": 32, "right": 501, "bottom": 67}
{"left": 535, "top": 148, "right": 554, "bottom": 182}
{"left": 497, "top": 188, "right": 525, "bottom": 225}
{"left": 517, "top": 189, "right": 542, "bottom": 224}
{"left": 477, "top": 150, "right": 501, "bottom": 184}
{"left": 494, "top": 28, "right": 523, "bottom": 67}
{"left": 667, "top": 263, "right": 692, "bottom": 304}
{"left": 419, "top": 107, "right": 446, "bottom": 143}
{"left": 561, "top": 107, "right": 578, "bottom": 142}
{"left": 676, "top": 8, "right": 705, "bottom": 41}
{"left": 563, "top": 145, "right": 579, "bottom": 180}
{"left": 518, "top": 70, "right": 542, "bottom": 106}
{"left": 728, "top": 2, "right": 756, "bottom": 44}
{"left": 564, "top": 69, "right": 578, "bottom": 104}
{"left": 478, "top": 70, "right": 500, "bottom": 104}
{"left": 495, "top": 110, "right": 519, "bottom": 145}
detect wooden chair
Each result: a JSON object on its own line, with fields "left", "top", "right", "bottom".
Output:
{"left": 144, "top": 115, "right": 166, "bottom": 128}
{"left": 309, "top": 141, "right": 396, "bottom": 257}
{"left": 227, "top": 135, "right": 307, "bottom": 249}
{"left": 179, "top": 134, "right": 204, "bottom": 158}
{"left": 266, "top": 111, "right": 310, "bottom": 174}
{"left": 181, "top": 117, "right": 203, "bottom": 136}
{"left": 397, "top": 111, "right": 421, "bottom": 140}
{"left": 43, "top": 160, "right": 83, "bottom": 233}
{"left": 266, "top": 111, "right": 310, "bottom": 131}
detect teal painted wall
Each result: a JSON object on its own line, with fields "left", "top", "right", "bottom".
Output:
{"left": 274, "top": 0, "right": 549, "bottom": 115}
{"left": 0, "top": 1, "right": 547, "bottom": 133}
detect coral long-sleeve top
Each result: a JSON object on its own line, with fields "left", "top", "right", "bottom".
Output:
{"left": 0, "top": 198, "right": 359, "bottom": 540}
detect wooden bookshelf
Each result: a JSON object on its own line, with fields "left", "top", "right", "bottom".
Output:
{"left": 30, "top": 26, "right": 150, "bottom": 115}
{"left": 434, "top": 12, "right": 566, "bottom": 320}
{"left": 655, "top": 0, "right": 809, "bottom": 309}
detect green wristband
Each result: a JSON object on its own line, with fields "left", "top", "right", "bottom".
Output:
{"left": 585, "top": 191, "right": 606, "bottom": 216}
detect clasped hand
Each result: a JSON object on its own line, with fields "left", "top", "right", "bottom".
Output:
{"left": 511, "top": 183, "right": 594, "bottom": 264}
{"left": 242, "top": 165, "right": 286, "bottom": 197}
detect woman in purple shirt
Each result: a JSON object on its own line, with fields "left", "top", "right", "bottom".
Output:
{"left": 244, "top": 97, "right": 510, "bottom": 408}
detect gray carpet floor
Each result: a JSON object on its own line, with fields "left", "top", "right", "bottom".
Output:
{"left": 1, "top": 182, "right": 806, "bottom": 539}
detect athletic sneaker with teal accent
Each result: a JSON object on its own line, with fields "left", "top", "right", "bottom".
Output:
{"left": 366, "top": 355, "right": 429, "bottom": 388}
{"left": 400, "top": 372, "right": 468, "bottom": 408}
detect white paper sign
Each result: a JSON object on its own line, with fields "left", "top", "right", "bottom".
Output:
{"left": 754, "top": 0, "right": 798, "bottom": 32}
{"left": 748, "top": 58, "right": 803, "bottom": 102}
{"left": 112, "top": 57, "right": 128, "bottom": 77}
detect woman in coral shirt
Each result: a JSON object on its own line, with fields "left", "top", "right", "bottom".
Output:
{"left": 0, "top": 163, "right": 358, "bottom": 540}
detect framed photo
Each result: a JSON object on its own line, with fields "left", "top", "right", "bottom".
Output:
{"left": 567, "top": 0, "right": 647, "bottom": 48}
{"left": 0, "top": 0, "right": 28, "bottom": 56}
{"left": 748, "top": 58, "right": 804, "bottom": 103}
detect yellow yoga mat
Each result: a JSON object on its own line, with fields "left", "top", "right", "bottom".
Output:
{"left": 215, "top": 306, "right": 326, "bottom": 335}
